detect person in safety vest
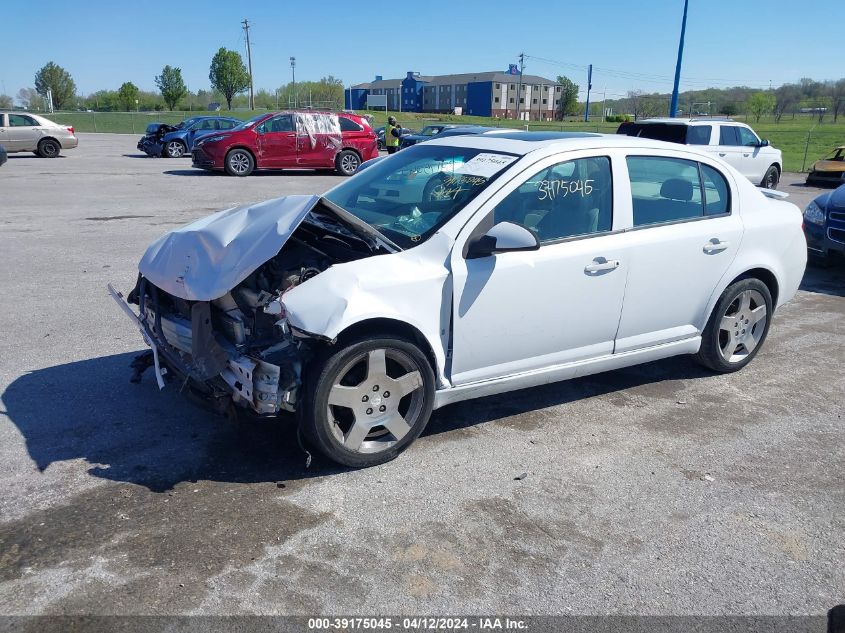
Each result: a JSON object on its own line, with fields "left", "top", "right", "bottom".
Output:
{"left": 385, "top": 116, "right": 401, "bottom": 154}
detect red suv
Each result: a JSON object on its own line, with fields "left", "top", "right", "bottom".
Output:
{"left": 191, "top": 111, "right": 378, "bottom": 177}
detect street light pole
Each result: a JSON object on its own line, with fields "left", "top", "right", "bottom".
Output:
{"left": 669, "top": 0, "right": 689, "bottom": 118}
{"left": 290, "top": 57, "right": 297, "bottom": 108}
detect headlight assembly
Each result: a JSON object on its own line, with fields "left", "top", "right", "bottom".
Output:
{"left": 803, "top": 201, "right": 826, "bottom": 225}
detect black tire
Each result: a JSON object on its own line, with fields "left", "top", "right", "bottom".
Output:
{"left": 694, "top": 278, "right": 773, "bottom": 373}
{"left": 224, "top": 149, "right": 254, "bottom": 176}
{"left": 300, "top": 335, "right": 436, "bottom": 468}
{"left": 37, "top": 138, "right": 61, "bottom": 158}
{"left": 164, "top": 140, "right": 187, "bottom": 158}
{"left": 761, "top": 165, "right": 780, "bottom": 189}
{"left": 335, "top": 150, "right": 361, "bottom": 176}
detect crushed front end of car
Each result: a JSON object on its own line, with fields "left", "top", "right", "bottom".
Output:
{"left": 137, "top": 123, "right": 178, "bottom": 157}
{"left": 108, "top": 194, "right": 391, "bottom": 418}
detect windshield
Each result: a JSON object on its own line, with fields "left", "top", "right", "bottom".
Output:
{"left": 232, "top": 114, "right": 266, "bottom": 131}
{"left": 177, "top": 117, "right": 200, "bottom": 130}
{"left": 323, "top": 144, "right": 519, "bottom": 248}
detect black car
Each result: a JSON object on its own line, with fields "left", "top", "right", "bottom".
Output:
{"left": 803, "top": 183, "right": 845, "bottom": 264}
{"left": 0, "top": 144, "right": 7, "bottom": 168}
{"left": 398, "top": 124, "right": 471, "bottom": 149}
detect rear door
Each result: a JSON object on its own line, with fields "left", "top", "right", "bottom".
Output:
{"left": 614, "top": 153, "right": 743, "bottom": 352}
{"left": 255, "top": 115, "right": 297, "bottom": 168}
{"left": 0, "top": 114, "right": 8, "bottom": 148}
{"left": 5, "top": 113, "right": 42, "bottom": 151}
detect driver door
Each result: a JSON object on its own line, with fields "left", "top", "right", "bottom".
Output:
{"left": 449, "top": 153, "right": 630, "bottom": 385}
{"left": 256, "top": 115, "right": 297, "bottom": 168}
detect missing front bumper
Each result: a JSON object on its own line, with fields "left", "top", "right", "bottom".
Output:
{"left": 107, "top": 283, "right": 297, "bottom": 415}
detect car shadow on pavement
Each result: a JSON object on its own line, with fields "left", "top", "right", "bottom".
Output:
{"left": 426, "top": 355, "right": 713, "bottom": 438}
{"left": 1, "top": 352, "right": 344, "bottom": 493}
{"left": 162, "top": 169, "right": 334, "bottom": 177}
{"left": 800, "top": 263, "right": 845, "bottom": 298}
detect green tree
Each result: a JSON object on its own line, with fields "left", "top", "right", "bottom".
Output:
{"left": 208, "top": 48, "right": 250, "bottom": 110}
{"left": 155, "top": 65, "right": 188, "bottom": 111}
{"left": 117, "top": 82, "right": 140, "bottom": 111}
{"left": 555, "top": 76, "right": 579, "bottom": 119}
{"left": 719, "top": 102, "right": 738, "bottom": 116}
{"left": 747, "top": 91, "right": 776, "bottom": 123}
{"left": 0, "top": 94, "right": 12, "bottom": 109}
{"left": 34, "top": 62, "right": 76, "bottom": 110}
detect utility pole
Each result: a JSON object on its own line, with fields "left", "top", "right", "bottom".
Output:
{"left": 515, "top": 52, "right": 525, "bottom": 121}
{"left": 242, "top": 18, "right": 254, "bottom": 110}
{"left": 584, "top": 64, "right": 593, "bottom": 122}
{"left": 290, "top": 56, "right": 297, "bottom": 108}
{"left": 669, "top": 0, "right": 689, "bottom": 118}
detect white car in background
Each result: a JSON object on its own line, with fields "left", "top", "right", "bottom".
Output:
{"left": 0, "top": 112, "right": 78, "bottom": 157}
{"left": 617, "top": 118, "right": 783, "bottom": 189}
{"left": 110, "top": 132, "right": 806, "bottom": 467}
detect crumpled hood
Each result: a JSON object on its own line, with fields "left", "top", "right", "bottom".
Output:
{"left": 139, "top": 194, "right": 320, "bottom": 301}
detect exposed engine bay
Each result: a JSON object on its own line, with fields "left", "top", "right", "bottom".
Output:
{"left": 121, "top": 205, "right": 388, "bottom": 416}
{"left": 136, "top": 123, "right": 178, "bottom": 157}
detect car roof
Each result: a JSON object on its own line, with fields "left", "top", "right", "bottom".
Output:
{"left": 424, "top": 132, "right": 709, "bottom": 157}
{"left": 635, "top": 117, "right": 739, "bottom": 125}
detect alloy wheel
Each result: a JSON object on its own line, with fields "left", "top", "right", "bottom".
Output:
{"left": 718, "top": 289, "right": 768, "bottom": 363}
{"left": 340, "top": 153, "right": 359, "bottom": 174}
{"left": 325, "top": 348, "right": 425, "bottom": 454}
{"left": 167, "top": 141, "right": 184, "bottom": 157}
{"left": 229, "top": 152, "right": 250, "bottom": 175}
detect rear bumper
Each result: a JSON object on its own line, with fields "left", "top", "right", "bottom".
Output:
{"left": 807, "top": 171, "right": 845, "bottom": 186}
{"left": 61, "top": 135, "right": 79, "bottom": 150}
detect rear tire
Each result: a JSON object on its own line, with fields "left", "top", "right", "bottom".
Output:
{"left": 761, "top": 165, "right": 780, "bottom": 189}
{"left": 694, "top": 278, "right": 772, "bottom": 373}
{"left": 37, "top": 139, "right": 61, "bottom": 158}
{"left": 224, "top": 149, "right": 254, "bottom": 176}
{"left": 335, "top": 150, "right": 361, "bottom": 176}
{"left": 300, "top": 335, "right": 436, "bottom": 468}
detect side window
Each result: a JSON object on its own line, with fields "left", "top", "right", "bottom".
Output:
{"left": 627, "top": 156, "right": 704, "bottom": 226}
{"left": 686, "top": 125, "right": 712, "bottom": 145}
{"left": 737, "top": 127, "right": 759, "bottom": 147}
{"left": 268, "top": 115, "right": 293, "bottom": 133}
{"left": 701, "top": 164, "right": 731, "bottom": 215}
{"left": 492, "top": 156, "right": 613, "bottom": 244}
{"left": 217, "top": 119, "right": 236, "bottom": 130}
{"left": 339, "top": 117, "right": 363, "bottom": 132}
{"left": 719, "top": 126, "right": 740, "bottom": 146}
{"left": 9, "top": 114, "right": 37, "bottom": 127}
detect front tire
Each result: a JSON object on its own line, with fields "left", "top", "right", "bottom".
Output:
{"left": 164, "top": 140, "right": 186, "bottom": 158}
{"left": 761, "top": 165, "right": 780, "bottom": 189}
{"left": 300, "top": 336, "right": 436, "bottom": 468}
{"left": 695, "top": 278, "right": 772, "bottom": 373}
{"left": 335, "top": 150, "right": 360, "bottom": 176}
{"left": 37, "top": 139, "right": 61, "bottom": 158}
{"left": 224, "top": 149, "right": 254, "bottom": 176}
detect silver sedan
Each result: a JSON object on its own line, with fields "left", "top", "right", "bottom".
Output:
{"left": 0, "top": 112, "right": 78, "bottom": 157}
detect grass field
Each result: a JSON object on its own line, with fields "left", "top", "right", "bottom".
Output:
{"left": 50, "top": 109, "right": 844, "bottom": 173}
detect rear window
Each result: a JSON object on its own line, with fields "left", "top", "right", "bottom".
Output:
{"left": 616, "top": 123, "right": 687, "bottom": 144}
{"left": 339, "top": 117, "right": 364, "bottom": 132}
{"left": 686, "top": 125, "right": 712, "bottom": 145}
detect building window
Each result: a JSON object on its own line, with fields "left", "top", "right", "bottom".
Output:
{"left": 519, "top": 98, "right": 524, "bottom": 104}
{"left": 509, "top": 97, "right": 514, "bottom": 104}
{"left": 556, "top": 86, "right": 561, "bottom": 92}
{"left": 495, "top": 83, "right": 501, "bottom": 89}
{"left": 532, "top": 99, "right": 537, "bottom": 104}
{"left": 509, "top": 84, "right": 515, "bottom": 90}
{"left": 544, "top": 86, "right": 549, "bottom": 91}
{"left": 555, "top": 99, "right": 560, "bottom": 104}
{"left": 494, "top": 97, "right": 500, "bottom": 103}
{"left": 542, "top": 99, "right": 547, "bottom": 105}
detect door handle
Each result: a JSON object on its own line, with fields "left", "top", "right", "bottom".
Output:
{"left": 703, "top": 240, "right": 730, "bottom": 253}
{"left": 719, "top": 152, "right": 727, "bottom": 157}
{"left": 584, "top": 258, "right": 620, "bottom": 273}
{"left": 743, "top": 153, "right": 750, "bottom": 157}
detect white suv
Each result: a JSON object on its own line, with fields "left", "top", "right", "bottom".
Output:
{"left": 617, "top": 118, "right": 782, "bottom": 189}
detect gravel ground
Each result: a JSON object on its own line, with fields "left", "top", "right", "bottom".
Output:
{"left": 0, "top": 134, "right": 843, "bottom": 616}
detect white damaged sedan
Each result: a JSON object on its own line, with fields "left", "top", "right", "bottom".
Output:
{"left": 110, "top": 132, "right": 807, "bottom": 467}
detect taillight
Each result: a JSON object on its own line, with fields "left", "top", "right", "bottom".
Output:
{"left": 67, "top": 126, "right": 74, "bottom": 135}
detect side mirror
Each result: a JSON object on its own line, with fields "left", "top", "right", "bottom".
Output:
{"left": 466, "top": 221, "right": 540, "bottom": 259}
{"left": 759, "top": 139, "right": 769, "bottom": 147}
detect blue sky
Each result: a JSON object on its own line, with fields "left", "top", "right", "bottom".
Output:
{"left": 3, "top": 0, "right": 843, "bottom": 101}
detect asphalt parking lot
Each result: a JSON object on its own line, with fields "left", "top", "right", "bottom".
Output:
{"left": 0, "top": 134, "right": 843, "bottom": 616}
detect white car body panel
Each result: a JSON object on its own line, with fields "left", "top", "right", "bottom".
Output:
{"left": 122, "top": 133, "right": 807, "bottom": 414}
